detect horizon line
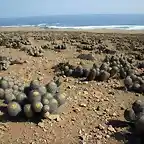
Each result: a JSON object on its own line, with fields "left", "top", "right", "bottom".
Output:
{"left": 0, "top": 13, "right": 144, "bottom": 19}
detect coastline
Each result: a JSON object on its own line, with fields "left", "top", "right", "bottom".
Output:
{"left": 0, "top": 26, "right": 144, "bottom": 34}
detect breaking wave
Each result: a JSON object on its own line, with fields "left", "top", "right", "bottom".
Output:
{"left": 1, "top": 24, "right": 144, "bottom": 30}
{"left": 42, "top": 25, "right": 144, "bottom": 30}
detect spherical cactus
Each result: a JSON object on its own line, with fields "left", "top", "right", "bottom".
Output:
{"left": 95, "top": 68, "right": 100, "bottom": 80}
{"left": 41, "top": 97, "right": 49, "bottom": 105}
{"left": 132, "top": 83, "right": 141, "bottom": 92}
{"left": 66, "top": 69, "right": 73, "bottom": 77}
{"left": 64, "top": 65, "right": 69, "bottom": 72}
{"left": 132, "top": 100, "right": 144, "bottom": 114}
{"left": 5, "top": 88, "right": 13, "bottom": 94}
{"left": 7, "top": 101, "right": 22, "bottom": 116}
{"left": 136, "top": 77, "right": 143, "bottom": 84}
{"left": 63, "top": 66, "right": 69, "bottom": 76}
{"left": 0, "top": 79, "right": 9, "bottom": 89}
{"left": 28, "top": 90, "right": 41, "bottom": 102}
{"left": 12, "top": 85, "right": 19, "bottom": 91}
{"left": 23, "top": 104, "right": 34, "bottom": 118}
{"left": 119, "top": 68, "right": 127, "bottom": 79}
{"left": 8, "top": 81, "right": 14, "bottom": 88}
{"left": 110, "top": 61, "right": 117, "bottom": 67}
{"left": 100, "top": 63, "right": 108, "bottom": 71}
{"left": 16, "top": 92, "right": 27, "bottom": 104}
{"left": 83, "top": 68, "right": 90, "bottom": 77}
{"left": 43, "top": 92, "right": 53, "bottom": 100}
{"left": 42, "top": 105, "right": 50, "bottom": 113}
{"left": 54, "top": 93, "right": 66, "bottom": 106}
{"left": 46, "top": 81, "right": 58, "bottom": 95}
{"left": 124, "top": 108, "right": 136, "bottom": 122}
{"left": 32, "top": 101, "right": 43, "bottom": 113}
{"left": 124, "top": 76, "right": 133, "bottom": 89}
{"left": 54, "top": 78, "right": 62, "bottom": 87}
{"left": 0, "top": 88, "right": 5, "bottom": 99}
{"left": 37, "top": 86, "right": 47, "bottom": 96}
{"left": 130, "top": 74, "right": 137, "bottom": 81}
{"left": 110, "top": 66, "right": 119, "bottom": 77}
{"left": 13, "top": 90, "right": 20, "bottom": 96}
{"left": 49, "top": 98, "right": 58, "bottom": 114}
{"left": 30, "top": 79, "right": 40, "bottom": 90}
{"left": 87, "top": 68, "right": 96, "bottom": 81}
{"left": 135, "top": 115, "right": 144, "bottom": 133}
{"left": 18, "top": 85, "right": 25, "bottom": 92}
{"left": 4, "top": 93, "right": 16, "bottom": 104}
{"left": 99, "top": 70, "right": 110, "bottom": 81}
{"left": 74, "top": 66, "right": 83, "bottom": 77}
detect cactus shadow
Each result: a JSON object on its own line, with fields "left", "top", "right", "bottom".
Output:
{"left": 0, "top": 105, "right": 42, "bottom": 124}
{"left": 107, "top": 119, "right": 144, "bottom": 144}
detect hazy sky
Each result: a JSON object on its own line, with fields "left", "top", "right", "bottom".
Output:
{"left": 0, "top": 0, "right": 144, "bottom": 18}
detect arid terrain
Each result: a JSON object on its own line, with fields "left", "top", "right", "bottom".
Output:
{"left": 0, "top": 28, "right": 144, "bottom": 144}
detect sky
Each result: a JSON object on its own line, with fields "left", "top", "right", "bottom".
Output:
{"left": 0, "top": 0, "right": 144, "bottom": 18}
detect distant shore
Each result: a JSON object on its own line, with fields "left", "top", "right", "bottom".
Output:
{"left": 0, "top": 26, "right": 144, "bottom": 34}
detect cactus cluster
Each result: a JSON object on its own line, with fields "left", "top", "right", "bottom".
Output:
{"left": 0, "top": 76, "right": 66, "bottom": 119}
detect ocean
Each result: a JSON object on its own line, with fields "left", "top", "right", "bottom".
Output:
{"left": 0, "top": 14, "right": 144, "bottom": 30}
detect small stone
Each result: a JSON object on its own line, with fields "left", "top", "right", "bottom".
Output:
{"left": 83, "top": 81, "right": 88, "bottom": 84}
{"left": 43, "top": 112, "right": 50, "bottom": 119}
{"left": 107, "top": 125, "right": 116, "bottom": 132}
{"left": 79, "top": 103, "right": 87, "bottom": 107}
{"left": 108, "top": 91, "right": 114, "bottom": 95}
{"left": 135, "top": 93, "right": 140, "bottom": 97}
{"left": 105, "top": 109, "right": 110, "bottom": 112}
{"left": 38, "top": 122, "right": 44, "bottom": 128}
{"left": 98, "top": 124, "right": 105, "bottom": 130}
{"left": 112, "top": 112, "right": 117, "bottom": 116}
{"left": 73, "top": 107, "right": 81, "bottom": 113}
{"left": 120, "top": 104, "right": 125, "bottom": 110}
{"left": 96, "top": 111, "right": 103, "bottom": 116}
{"left": 97, "top": 135, "right": 102, "bottom": 139}
{"left": 47, "top": 114, "right": 61, "bottom": 121}
{"left": 106, "top": 135, "right": 110, "bottom": 138}
{"left": 96, "top": 106, "right": 100, "bottom": 111}
{"left": 38, "top": 76, "right": 43, "bottom": 81}
{"left": 83, "top": 91, "right": 88, "bottom": 95}
{"left": 67, "top": 85, "right": 71, "bottom": 89}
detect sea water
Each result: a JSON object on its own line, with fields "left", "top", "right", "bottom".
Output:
{"left": 0, "top": 14, "right": 144, "bottom": 30}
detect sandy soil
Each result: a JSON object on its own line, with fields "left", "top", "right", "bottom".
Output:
{"left": 0, "top": 27, "right": 144, "bottom": 144}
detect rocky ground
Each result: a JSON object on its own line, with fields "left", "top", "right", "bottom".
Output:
{"left": 0, "top": 29, "right": 144, "bottom": 144}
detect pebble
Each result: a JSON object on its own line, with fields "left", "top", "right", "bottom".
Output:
{"left": 98, "top": 124, "right": 105, "bottom": 130}
{"left": 107, "top": 125, "right": 116, "bottom": 133}
{"left": 83, "top": 81, "right": 88, "bottom": 84}
{"left": 79, "top": 103, "right": 87, "bottom": 107}
{"left": 67, "top": 85, "right": 71, "bottom": 89}
{"left": 83, "top": 91, "right": 88, "bottom": 95}
{"left": 47, "top": 114, "right": 61, "bottom": 121}
{"left": 112, "top": 112, "right": 117, "bottom": 117}
{"left": 38, "top": 122, "right": 45, "bottom": 128}
{"left": 97, "top": 134, "right": 103, "bottom": 139}
{"left": 120, "top": 104, "right": 126, "bottom": 110}
{"left": 106, "top": 134, "right": 110, "bottom": 139}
